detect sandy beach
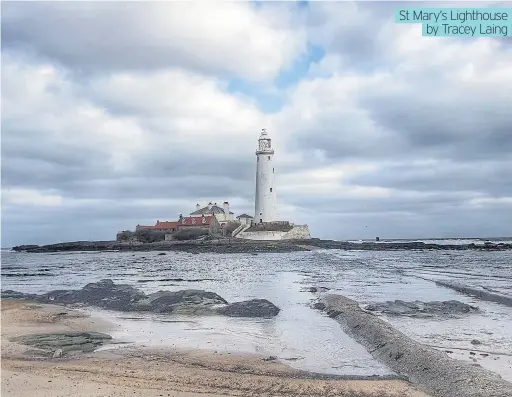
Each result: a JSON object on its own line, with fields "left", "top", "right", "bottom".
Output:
{"left": 1, "top": 299, "right": 429, "bottom": 397}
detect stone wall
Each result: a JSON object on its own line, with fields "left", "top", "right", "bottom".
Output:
{"left": 282, "top": 224, "right": 310, "bottom": 239}
{"left": 237, "top": 224, "right": 310, "bottom": 241}
{"left": 245, "top": 221, "right": 292, "bottom": 232}
{"left": 237, "top": 231, "right": 287, "bottom": 240}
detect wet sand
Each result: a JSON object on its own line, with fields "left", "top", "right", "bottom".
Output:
{"left": 1, "top": 300, "right": 429, "bottom": 397}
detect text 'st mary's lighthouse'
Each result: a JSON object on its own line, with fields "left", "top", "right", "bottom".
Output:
{"left": 255, "top": 128, "right": 278, "bottom": 223}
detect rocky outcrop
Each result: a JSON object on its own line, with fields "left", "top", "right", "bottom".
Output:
{"left": 134, "top": 290, "right": 228, "bottom": 314}
{"left": 11, "top": 332, "right": 112, "bottom": 355}
{"left": 216, "top": 299, "right": 280, "bottom": 318}
{"left": 434, "top": 281, "right": 512, "bottom": 307}
{"left": 38, "top": 279, "right": 146, "bottom": 311}
{"left": 318, "top": 294, "right": 512, "bottom": 397}
{"left": 365, "top": 299, "right": 478, "bottom": 318}
{"left": 11, "top": 238, "right": 512, "bottom": 254}
{"left": 12, "top": 241, "right": 117, "bottom": 253}
{"left": 2, "top": 280, "right": 279, "bottom": 318}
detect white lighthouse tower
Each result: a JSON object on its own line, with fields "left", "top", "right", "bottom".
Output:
{"left": 254, "top": 128, "right": 278, "bottom": 224}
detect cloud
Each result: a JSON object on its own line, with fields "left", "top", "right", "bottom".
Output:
{"left": 2, "top": 188, "right": 63, "bottom": 207}
{"left": 2, "top": 1, "right": 511, "bottom": 247}
{"left": 1, "top": 1, "right": 306, "bottom": 80}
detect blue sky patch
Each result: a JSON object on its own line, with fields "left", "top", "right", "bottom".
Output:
{"left": 226, "top": 43, "right": 325, "bottom": 113}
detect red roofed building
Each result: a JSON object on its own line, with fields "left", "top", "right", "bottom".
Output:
{"left": 135, "top": 220, "right": 178, "bottom": 233}
{"left": 154, "top": 221, "right": 178, "bottom": 232}
{"left": 177, "top": 214, "right": 220, "bottom": 233}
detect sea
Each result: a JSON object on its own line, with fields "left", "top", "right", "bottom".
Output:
{"left": 2, "top": 237, "right": 512, "bottom": 381}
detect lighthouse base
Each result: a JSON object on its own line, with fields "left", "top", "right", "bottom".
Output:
{"left": 236, "top": 223, "right": 310, "bottom": 241}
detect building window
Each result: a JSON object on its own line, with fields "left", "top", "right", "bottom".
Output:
{"left": 273, "top": 168, "right": 274, "bottom": 173}
{"left": 260, "top": 219, "right": 262, "bottom": 223}
{"left": 270, "top": 188, "right": 272, "bottom": 192}
{"left": 257, "top": 157, "right": 259, "bottom": 162}
{"left": 268, "top": 156, "right": 270, "bottom": 160}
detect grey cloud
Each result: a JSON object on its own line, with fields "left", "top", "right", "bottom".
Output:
{"left": 2, "top": 136, "right": 256, "bottom": 201}
{"left": 289, "top": 68, "right": 511, "bottom": 166}
{"left": 306, "top": 206, "right": 511, "bottom": 241}
{"left": 306, "top": 2, "right": 402, "bottom": 69}
{"left": 1, "top": 2, "right": 199, "bottom": 72}
{"left": 289, "top": 113, "right": 405, "bottom": 161}
{"left": 287, "top": 191, "right": 476, "bottom": 216}
{"left": 344, "top": 161, "right": 512, "bottom": 197}
{"left": 1, "top": 2, "right": 301, "bottom": 80}
{"left": 359, "top": 89, "right": 512, "bottom": 161}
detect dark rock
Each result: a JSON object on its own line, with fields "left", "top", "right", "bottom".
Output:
{"left": 11, "top": 245, "right": 41, "bottom": 252}
{"left": 471, "top": 339, "right": 482, "bottom": 345}
{"left": 12, "top": 237, "right": 512, "bottom": 255}
{"left": 216, "top": 299, "right": 280, "bottom": 318}
{"left": 262, "top": 356, "right": 278, "bottom": 361}
{"left": 306, "top": 286, "right": 330, "bottom": 293}
{"left": 157, "top": 252, "right": 166, "bottom": 256}
{"left": 327, "top": 309, "right": 341, "bottom": 318}
{"left": 139, "top": 290, "right": 227, "bottom": 314}
{"left": 1, "top": 290, "right": 39, "bottom": 300}
{"left": 37, "top": 279, "right": 146, "bottom": 311}
{"left": 11, "top": 332, "right": 112, "bottom": 353}
{"left": 365, "top": 300, "right": 478, "bottom": 318}
{"left": 313, "top": 302, "right": 326, "bottom": 310}
{"left": 435, "top": 281, "right": 512, "bottom": 307}
{"left": 4, "top": 280, "right": 279, "bottom": 319}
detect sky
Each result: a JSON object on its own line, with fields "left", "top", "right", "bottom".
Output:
{"left": 1, "top": 1, "right": 511, "bottom": 247}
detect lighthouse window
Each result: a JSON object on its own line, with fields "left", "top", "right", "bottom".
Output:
{"left": 273, "top": 168, "right": 274, "bottom": 173}
{"left": 268, "top": 156, "right": 270, "bottom": 160}
{"left": 270, "top": 188, "right": 272, "bottom": 192}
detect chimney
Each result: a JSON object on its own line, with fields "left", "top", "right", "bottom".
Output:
{"left": 196, "top": 203, "right": 200, "bottom": 210}
{"left": 223, "top": 201, "right": 229, "bottom": 214}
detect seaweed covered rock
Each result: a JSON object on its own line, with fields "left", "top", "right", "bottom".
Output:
{"left": 216, "top": 299, "right": 280, "bottom": 318}
{"left": 11, "top": 331, "right": 112, "bottom": 354}
{"left": 135, "top": 289, "right": 228, "bottom": 314}
{"left": 38, "top": 279, "right": 146, "bottom": 311}
{"left": 2, "top": 280, "right": 280, "bottom": 318}
{"left": 365, "top": 299, "right": 478, "bottom": 318}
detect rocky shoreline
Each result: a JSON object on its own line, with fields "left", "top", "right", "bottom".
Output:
{"left": 1, "top": 279, "right": 281, "bottom": 318}
{"left": 11, "top": 238, "right": 512, "bottom": 253}
{"left": 317, "top": 293, "right": 512, "bottom": 397}
{"left": 2, "top": 300, "right": 430, "bottom": 397}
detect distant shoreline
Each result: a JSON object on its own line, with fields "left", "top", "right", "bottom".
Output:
{"left": 10, "top": 238, "right": 512, "bottom": 254}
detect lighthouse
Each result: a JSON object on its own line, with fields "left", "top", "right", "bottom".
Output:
{"left": 254, "top": 128, "right": 278, "bottom": 223}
